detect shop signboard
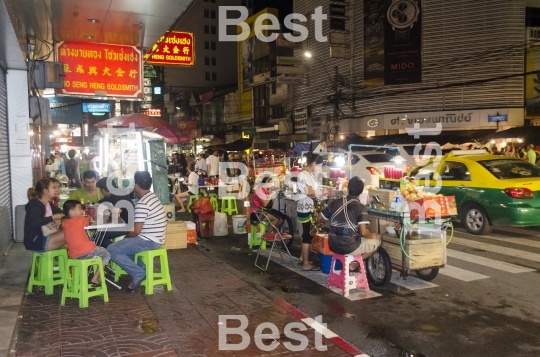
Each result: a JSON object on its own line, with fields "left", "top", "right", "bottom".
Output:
{"left": 144, "top": 31, "right": 195, "bottom": 66}
{"left": 56, "top": 41, "right": 142, "bottom": 98}
{"left": 294, "top": 108, "right": 308, "bottom": 134}
{"left": 178, "top": 119, "right": 198, "bottom": 132}
{"left": 82, "top": 102, "right": 111, "bottom": 113}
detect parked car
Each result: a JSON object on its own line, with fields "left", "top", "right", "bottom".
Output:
{"left": 350, "top": 151, "right": 406, "bottom": 187}
{"left": 409, "top": 150, "right": 540, "bottom": 234}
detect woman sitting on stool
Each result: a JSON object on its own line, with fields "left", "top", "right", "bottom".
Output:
{"left": 175, "top": 162, "right": 199, "bottom": 212}
{"left": 250, "top": 177, "right": 293, "bottom": 237}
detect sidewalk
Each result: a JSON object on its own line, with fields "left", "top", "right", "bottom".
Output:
{"left": 4, "top": 242, "right": 364, "bottom": 357}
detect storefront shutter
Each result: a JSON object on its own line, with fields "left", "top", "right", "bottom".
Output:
{"left": 0, "top": 68, "right": 13, "bottom": 252}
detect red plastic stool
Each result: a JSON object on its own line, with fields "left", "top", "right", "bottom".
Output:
{"left": 327, "top": 254, "right": 370, "bottom": 297}
{"left": 194, "top": 213, "right": 214, "bottom": 238}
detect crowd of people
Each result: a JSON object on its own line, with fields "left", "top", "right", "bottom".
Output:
{"left": 24, "top": 170, "right": 165, "bottom": 292}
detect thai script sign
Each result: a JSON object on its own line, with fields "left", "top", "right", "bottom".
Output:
{"left": 56, "top": 41, "right": 142, "bottom": 98}
{"left": 144, "top": 31, "right": 195, "bottom": 66}
{"left": 294, "top": 108, "right": 308, "bottom": 134}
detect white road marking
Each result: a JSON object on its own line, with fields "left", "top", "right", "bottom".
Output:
{"left": 447, "top": 249, "right": 536, "bottom": 273}
{"left": 490, "top": 225, "right": 540, "bottom": 237}
{"left": 438, "top": 264, "right": 489, "bottom": 282}
{"left": 450, "top": 237, "right": 540, "bottom": 263}
{"left": 301, "top": 318, "right": 338, "bottom": 339}
{"left": 390, "top": 272, "right": 438, "bottom": 290}
{"left": 476, "top": 235, "right": 540, "bottom": 249}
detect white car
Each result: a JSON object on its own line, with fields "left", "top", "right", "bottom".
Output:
{"left": 349, "top": 151, "right": 407, "bottom": 187}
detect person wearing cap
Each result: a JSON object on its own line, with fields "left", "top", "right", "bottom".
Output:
{"left": 108, "top": 171, "right": 167, "bottom": 292}
{"left": 96, "top": 177, "right": 134, "bottom": 247}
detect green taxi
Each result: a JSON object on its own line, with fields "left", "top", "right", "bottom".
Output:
{"left": 409, "top": 150, "right": 540, "bottom": 235}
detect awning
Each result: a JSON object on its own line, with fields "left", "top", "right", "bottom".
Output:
{"left": 206, "top": 138, "right": 252, "bottom": 152}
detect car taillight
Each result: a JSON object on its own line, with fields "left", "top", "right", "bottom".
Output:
{"left": 504, "top": 188, "right": 534, "bottom": 199}
{"left": 366, "top": 167, "right": 380, "bottom": 175}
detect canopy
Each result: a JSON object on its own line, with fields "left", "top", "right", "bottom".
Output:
{"left": 205, "top": 138, "right": 252, "bottom": 152}
{"left": 291, "top": 141, "right": 326, "bottom": 156}
{"left": 479, "top": 127, "right": 540, "bottom": 142}
{"left": 95, "top": 113, "right": 192, "bottom": 144}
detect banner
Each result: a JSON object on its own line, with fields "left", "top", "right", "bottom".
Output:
{"left": 384, "top": 0, "right": 422, "bottom": 85}
{"left": 364, "top": 0, "right": 422, "bottom": 87}
{"left": 56, "top": 41, "right": 142, "bottom": 98}
{"left": 363, "top": 0, "right": 385, "bottom": 87}
{"left": 294, "top": 108, "right": 307, "bottom": 134}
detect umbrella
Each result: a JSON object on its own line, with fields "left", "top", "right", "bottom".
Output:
{"left": 95, "top": 113, "right": 193, "bottom": 144}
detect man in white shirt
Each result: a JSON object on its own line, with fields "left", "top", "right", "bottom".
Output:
{"left": 194, "top": 153, "right": 208, "bottom": 174}
{"left": 206, "top": 150, "right": 220, "bottom": 177}
{"left": 108, "top": 171, "right": 167, "bottom": 292}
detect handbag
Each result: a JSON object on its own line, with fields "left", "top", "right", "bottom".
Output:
{"left": 41, "top": 221, "right": 60, "bottom": 236}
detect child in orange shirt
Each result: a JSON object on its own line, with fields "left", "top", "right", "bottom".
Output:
{"left": 62, "top": 200, "right": 111, "bottom": 286}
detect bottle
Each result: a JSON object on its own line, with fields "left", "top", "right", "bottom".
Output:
{"left": 80, "top": 198, "right": 85, "bottom": 212}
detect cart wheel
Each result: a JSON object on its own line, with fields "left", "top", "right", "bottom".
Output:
{"left": 366, "top": 247, "right": 392, "bottom": 287}
{"left": 415, "top": 268, "right": 439, "bottom": 281}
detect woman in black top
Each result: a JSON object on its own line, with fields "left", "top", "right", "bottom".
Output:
{"left": 24, "top": 178, "right": 66, "bottom": 252}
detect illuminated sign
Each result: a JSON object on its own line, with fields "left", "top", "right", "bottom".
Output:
{"left": 144, "top": 31, "right": 195, "bottom": 66}
{"left": 154, "top": 87, "right": 162, "bottom": 95}
{"left": 241, "top": 131, "right": 251, "bottom": 139}
{"left": 56, "top": 41, "right": 142, "bottom": 98}
{"left": 143, "top": 108, "right": 162, "bottom": 117}
{"left": 82, "top": 102, "right": 111, "bottom": 113}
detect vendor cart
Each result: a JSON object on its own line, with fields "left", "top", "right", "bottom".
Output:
{"left": 367, "top": 207, "right": 453, "bottom": 284}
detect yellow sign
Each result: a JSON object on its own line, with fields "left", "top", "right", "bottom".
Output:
{"left": 242, "top": 131, "right": 251, "bottom": 139}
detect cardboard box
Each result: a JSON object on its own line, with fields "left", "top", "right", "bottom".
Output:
{"left": 163, "top": 221, "right": 187, "bottom": 249}
{"left": 312, "top": 233, "right": 333, "bottom": 255}
{"left": 382, "top": 232, "right": 446, "bottom": 270}
{"left": 408, "top": 196, "right": 456, "bottom": 220}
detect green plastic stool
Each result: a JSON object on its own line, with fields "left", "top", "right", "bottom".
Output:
{"left": 61, "top": 257, "right": 108, "bottom": 308}
{"left": 134, "top": 247, "right": 172, "bottom": 295}
{"left": 27, "top": 249, "right": 68, "bottom": 295}
{"left": 210, "top": 196, "right": 219, "bottom": 211}
{"left": 249, "top": 221, "right": 268, "bottom": 249}
{"left": 109, "top": 261, "right": 128, "bottom": 282}
{"left": 220, "top": 196, "right": 238, "bottom": 215}
{"left": 186, "top": 194, "right": 201, "bottom": 213}
{"left": 208, "top": 193, "right": 217, "bottom": 199}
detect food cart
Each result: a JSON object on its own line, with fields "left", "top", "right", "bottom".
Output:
{"left": 366, "top": 178, "right": 457, "bottom": 283}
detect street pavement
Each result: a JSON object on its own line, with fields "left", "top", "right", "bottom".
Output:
{"left": 1, "top": 222, "right": 539, "bottom": 357}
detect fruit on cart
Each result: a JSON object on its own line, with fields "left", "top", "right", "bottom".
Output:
{"left": 399, "top": 177, "right": 442, "bottom": 202}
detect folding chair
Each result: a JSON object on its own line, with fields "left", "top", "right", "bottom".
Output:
{"left": 253, "top": 211, "right": 297, "bottom": 272}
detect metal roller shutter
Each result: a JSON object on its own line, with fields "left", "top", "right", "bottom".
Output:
{"left": 0, "top": 68, "right": 13, "bottom": 252}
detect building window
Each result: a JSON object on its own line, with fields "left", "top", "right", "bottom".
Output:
{"left": 205, "top": 72, "right": 210, "bottom": 81}
{"left": 210, "top": 10, "right": 216, "bottom": 19}
{"left": 212, "top": 72, "right": 217, "bottom": 81}
{"left": 204, "top": 9, "right": 209, "bottom": 18}
{"left": 211, "top": 25, "right": 216, "bottom": 35}
{"left": 210, "top": 0, "right": 215, "bottom": 3}
{"left": 211, "top": 41, "right": 216, "bottom": 50}
{"left": 204, "top": 41, "right": 209, "bottom": 50}
{"left": 204, "top": 25, "right": 209, "bottom": 34}
{"left": 205, "top": 57, "right": 210, "bottom": 66}
{"left": 211, "top": 57, "right": 216, "bottom": 66}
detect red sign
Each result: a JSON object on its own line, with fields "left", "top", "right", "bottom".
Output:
{"left": 178, "top": 119, "right": 198, "bottom": 131}
{"left": 56, "top": 41, "right": 142, "bottom": 98}
{"left": 144, "top": 31, "right": 195, "bottom": 66}
{"left": 143, "top": 108, "right": 162, "bottom": 117}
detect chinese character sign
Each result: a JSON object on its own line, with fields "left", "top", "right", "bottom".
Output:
{"left": 56, "top": 41, "right": 143, "bottom": 98}
{"left": 144, "top": 31, "right": 195, "bottom": 66}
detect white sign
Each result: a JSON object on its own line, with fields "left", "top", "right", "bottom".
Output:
{"left": 276, "top": 66, "right": 305, "bottom": 75}
{"left": 294, "top": 108, "right": 308, "bottom": 134}
{"left": 276, "top": 56, "right": 303, "bottom": 66}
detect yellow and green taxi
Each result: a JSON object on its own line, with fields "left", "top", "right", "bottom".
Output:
{"left": 409, "top": 150, "right": 540, "bottom": 235}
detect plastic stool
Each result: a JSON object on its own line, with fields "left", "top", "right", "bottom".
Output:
{"left": 249, "top": 221, "right": 268, "bottom": 249}
{"left": 327, "top": 254, "right": 370, "bottom": 297}
{"left": 27, "top": 249, "right": 68, "bottom": 295}
{"left": 134, "top": 247, "right": 172, "bottom": 295}
{"left": 208, "top": 193, "right": 217, "bottom": 199}
{"left": 209, "top": 196, "right": 219, "bottom": 211}
{"left": 61, "top": 257, "right": 108, "bottom": 308}
{"left": 194, "top": 213, "right": 215, "bottom": 237}
{"left": 220, "top": 196, "right": 238, "bottom": 215}
{"left": 109, "top": 261, "right": 128, "bottom": 282}
{"left": 186, "top": 195, "right": 201, "bottom": 213}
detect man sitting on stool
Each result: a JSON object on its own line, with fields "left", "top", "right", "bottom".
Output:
{"left": 108, "top": 171, "right": 167, "bottom": 292}
{"left": 318, "top": 176, "right": 381, "bottom": 271}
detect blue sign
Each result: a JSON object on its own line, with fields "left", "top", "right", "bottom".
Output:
{"left": 50, "top": 97, "right": 83, "bottom": 124}
{"left": 488, "top": 114, "right": 507, "bottom": 122}
{"left": 82, "top": 102, "right": 111, "bottom": 113}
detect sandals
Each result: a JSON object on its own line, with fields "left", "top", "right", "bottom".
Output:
{"left": 302, "top": 266, "right": 321, "bottom": 272}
